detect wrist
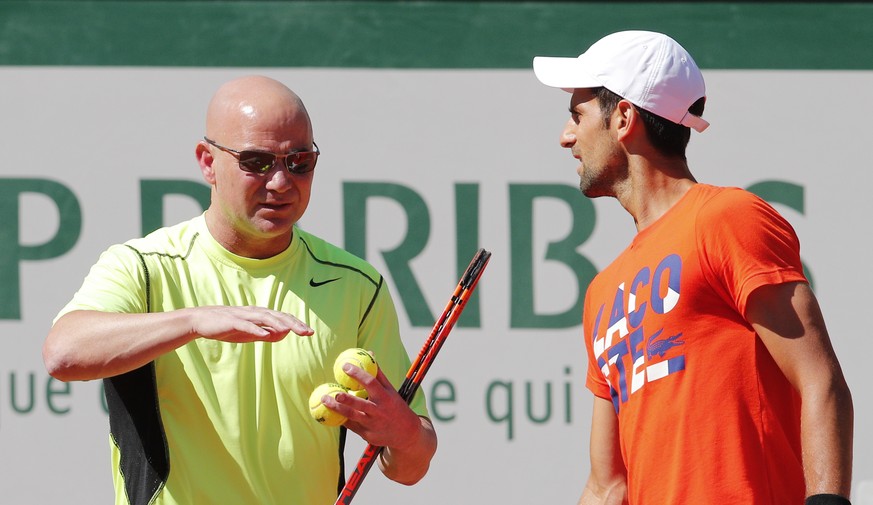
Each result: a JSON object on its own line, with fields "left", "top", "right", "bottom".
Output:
{"left": 805, "top": 494, "right": 851, "bottom": 505}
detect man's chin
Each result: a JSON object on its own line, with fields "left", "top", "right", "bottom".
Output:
{"left": 250, "top": 215, "right": 296, "bottom": 236}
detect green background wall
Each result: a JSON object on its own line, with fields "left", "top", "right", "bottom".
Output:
{"left": 2, "top": 1, "right": 873, "bottom": 69}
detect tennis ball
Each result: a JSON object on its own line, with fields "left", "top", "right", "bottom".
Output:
{"left": 309, "top": 382, "right": 348, "bottom": 427}
{"left": 333, "top": 348, "right": 379, "bottom": 391}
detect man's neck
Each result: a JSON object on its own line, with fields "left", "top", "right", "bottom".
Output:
{"left": 615, "top": 158, "right": 697, "bottom": 232}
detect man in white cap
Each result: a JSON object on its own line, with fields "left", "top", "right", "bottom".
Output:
{"left": 534, "top": 31, "right": 853, "bottom": 505}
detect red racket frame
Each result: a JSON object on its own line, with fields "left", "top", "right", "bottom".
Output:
{"left": 334, "top": 248, "right": 491, "bottom": 505}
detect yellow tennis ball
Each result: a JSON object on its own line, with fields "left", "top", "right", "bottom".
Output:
{"left": 309, "top": 383, "right": 348, "bottom": 427}
{"left": 333, "top": 348, "right": 379, "bottom": 391}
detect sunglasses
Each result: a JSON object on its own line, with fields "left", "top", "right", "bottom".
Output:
{"left": 203, "top": 137, "right": 320, "bottom": 175}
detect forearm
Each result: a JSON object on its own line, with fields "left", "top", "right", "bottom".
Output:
{"left": 43, "top": 309, "right": 197, "bottom": 381}
{"left": 580, "top": 397, "right": 628, "bottom": 505}
{"left": 801, "top": 380, "right": 854, "bottom": 497}
{"left": 378, "top": 416, "right": 438, "bottom": 485}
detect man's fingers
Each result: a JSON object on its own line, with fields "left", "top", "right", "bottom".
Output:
{"left": 343, "top": 362, "right": 389, "bottom": 402}
{"left": 287, "top": 315, "right": 314, "bottom": 336}
{"left": 247, "top": 309, "right": 313, "bottom": 335}
{"left": 234, "top": 307, "right": 313, "bottom": 338}
{"left": 374, "top": 367, "right": 394, "bottom": 389}
{"left": 323, "top": 390, "right": 372, "bottom": 421}
{"left": 192, "top": 306, "right": 313, "bottom": 343}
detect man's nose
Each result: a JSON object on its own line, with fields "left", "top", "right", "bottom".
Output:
{"left": 265, "top": 163, "right": 296, "bottom": 191}
{"left": 560, "top": 119, "right": 576, "bottom": 148}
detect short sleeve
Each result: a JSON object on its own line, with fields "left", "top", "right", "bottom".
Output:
{"left": 53, "top": 244, "right": 150, "bottom": 323}
{"left": 583, "top": 284, "right": 612, "bottom": 400}
{"left": 696, "top": 188, "right": 807, "bottom": 317}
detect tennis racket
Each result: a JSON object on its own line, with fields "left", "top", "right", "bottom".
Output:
{"left": 334, "top": 248, "right": 492, "bottom": 505}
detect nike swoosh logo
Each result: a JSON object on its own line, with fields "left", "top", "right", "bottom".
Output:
{"left": 309, "top": 277, "right": 341, "bottom": 287}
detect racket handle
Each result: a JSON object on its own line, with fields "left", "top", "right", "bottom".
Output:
{"left": 335, "top": 444, "right": 382, "bottom": 505}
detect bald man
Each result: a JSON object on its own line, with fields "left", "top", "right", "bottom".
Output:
{"left": 44, "top": 75, "right": 437, "bottom": 505}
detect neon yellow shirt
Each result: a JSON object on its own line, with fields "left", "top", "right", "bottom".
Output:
{"left": 56, "top": 215, "right": 428, "bottom": 505}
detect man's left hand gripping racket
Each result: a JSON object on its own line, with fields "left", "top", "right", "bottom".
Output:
{"left": 334, "top": 248, "right": 492, "bottom": 505}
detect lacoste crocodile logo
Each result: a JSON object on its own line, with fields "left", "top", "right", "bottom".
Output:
{"left": 647, "top": 330, "right": 685, "bottom": 359}
{"left": 309, "top": 277, "right": 341, "bottom": 287}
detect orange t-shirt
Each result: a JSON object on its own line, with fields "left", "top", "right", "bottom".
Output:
{"left": 584, "top": 184, "right": 807, "bottom": 504}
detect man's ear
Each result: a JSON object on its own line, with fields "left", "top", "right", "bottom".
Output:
{"left": 196, "top": 141, "right": 217, "bottom": 185}
{"left": 614, "top": 99, "right": 639, "bottom": 142}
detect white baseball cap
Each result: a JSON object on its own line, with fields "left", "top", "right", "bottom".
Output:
{"left": 533, "top": 30, "right": 709, "bottom": 132}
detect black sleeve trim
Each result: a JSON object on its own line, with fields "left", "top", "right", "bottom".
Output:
{"left": 360, "top": 275, "right": 383, "bottom": 329}
{"left": 106, "top": 245, "right": 169, "bottom": 504}
{"left": 336, "top": 426, "right": 348, "bottom": 497}
{"left": 123, "top": 245, "right": 151, "bottom": 313}
{"left": 104, "top": 364, "right": 169, "bottom": 505}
